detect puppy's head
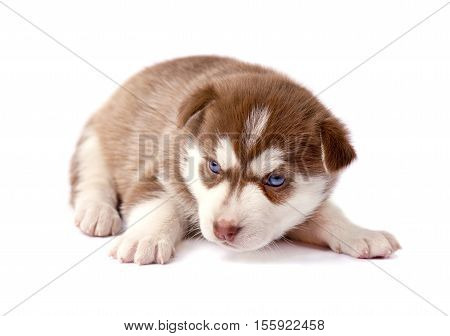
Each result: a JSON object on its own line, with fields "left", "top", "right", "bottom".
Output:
{"left": 178, "top": 74, "right": 356, "bottom": 251}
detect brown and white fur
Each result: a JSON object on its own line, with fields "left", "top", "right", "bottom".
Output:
{"left": 70, "top": 56, "right": 400, "bottom": 264}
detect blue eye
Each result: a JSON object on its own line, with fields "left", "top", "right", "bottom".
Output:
{"left": 266, "top": 174, "right": 285, "bottom": 187}
{"left": 209, "top": 160, "right": 221, "bottom": 174}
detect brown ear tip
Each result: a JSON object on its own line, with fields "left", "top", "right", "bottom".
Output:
{"left": 177, "top": 85, "right": 217, "bottom": 129}
{"left": 321, "top": 116, "right": 357, "bottom": 172}
{"left": 175, "top": 118, "right": 186, "bottom": 129}
{"left": 336, "top": 143, "right": 357, "bottom": 170}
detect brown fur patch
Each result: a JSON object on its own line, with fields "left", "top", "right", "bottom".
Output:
{"left": 177, "top": 71, "right": 356, "bottom": 205}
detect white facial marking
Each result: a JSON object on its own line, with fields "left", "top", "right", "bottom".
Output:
{"left": 211, "top": 175, "right": 327, "bottom": 250}
{"left": 249, "top": 147, "right": 285, "bottom": 177}
{"left": 181, "top": 141, "right": 202, "bottom": 184}
{"left": 244, "top": 106, "right": 269, "bottom": 149}
{"left": 196, "top": 181, "right": 230, "bottom": 241}
{"left": 182, "top": 141, "right": 328, "bottom": 251}
{"left": 270, "top": 176, "right": 328, "bottom": 239}
{"left": 181, "top": 142, "right": 231, "bottom": 241}
{"left": 215, "top": 137, "right": 239, "bottom": 170}
{"left": 220, "top": 183, "right": 273, "bottom": 249}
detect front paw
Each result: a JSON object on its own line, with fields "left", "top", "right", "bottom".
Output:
{"left": 75, "top": 201, "right": 122, "bottom": 237}
{"left": 109, "top": 231, "right": 175, "bottom": 265}
{"left": 329, "top": 229, "right": 401, "bottom": 259}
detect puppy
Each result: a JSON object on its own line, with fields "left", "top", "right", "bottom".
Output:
{"left": 70, "top": 56, "right": 400, "bottom": 264}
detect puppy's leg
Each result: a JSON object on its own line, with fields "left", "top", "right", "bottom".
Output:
{"left": 287, "top": 201, "right": 401, "bottom": 258}
{"left": 109, "top": 196, "right": 183, "bottom": 265}
{"left": 70, "top": 128, "right": 122, "bottom": 236}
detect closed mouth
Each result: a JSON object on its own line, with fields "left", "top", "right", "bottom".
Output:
{"left": 221, "top": 241, "right": 239, "bottom": 249}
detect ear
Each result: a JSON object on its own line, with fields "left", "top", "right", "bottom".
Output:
{"left": 177, "top": 85, "right": 217, "bottom": 130}
{"left": 320, "top": 116, "right": 356, "bottom": 173}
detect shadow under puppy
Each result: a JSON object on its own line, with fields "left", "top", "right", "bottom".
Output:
{"left": 70, "top": 56, "right": 400, "bottom": 264}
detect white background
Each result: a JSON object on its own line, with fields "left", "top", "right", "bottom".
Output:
{"left": 0, "top": 0, "right": 449, "bottom": 334}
